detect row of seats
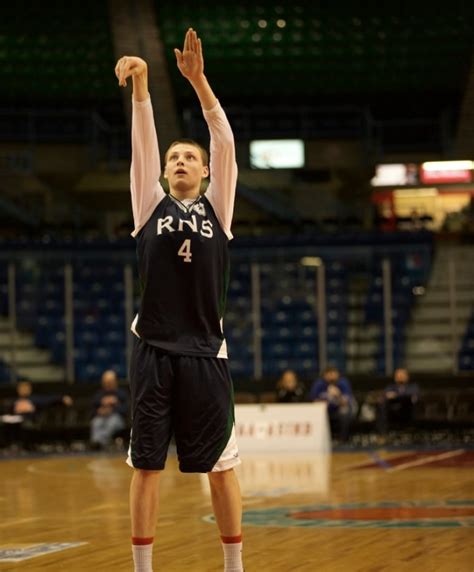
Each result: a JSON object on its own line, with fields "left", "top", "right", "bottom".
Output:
{"left": 0, "top": 361, "right": 13, "bottom": 383}
{"left": 460, "top": 313, "right": 474, "bottom": 371}
{"left": 157, "top": 3, "right": 472, "bottom": 98}
{"left": 0, "top": 238, "right": 446, "bottom": 382}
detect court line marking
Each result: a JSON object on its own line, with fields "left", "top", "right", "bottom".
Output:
{"left": 337, "top": 453, "right": 394, "bottom": 471}
{"left": 386, "top": 449, "right": 465, "bottom": 472}
{"left": 74, "top": 515, "right": 130, "bottom": 522}
{"left": 26, "top": 463, "right": 89, "bottom": 478}
{"left": 368, "top": 451, "right": 392, "bottom": 470}
{"left": 0, "top": 517, "right": 41, "bottom": 529}
{"left": 82, "top": 502, "right": 128, "bottom": 513}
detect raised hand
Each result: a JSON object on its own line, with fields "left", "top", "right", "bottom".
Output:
{"left": 174, "top": 28, "right": 204, "bottom": 83}
{"left": 115, "top": 56, "right": 147, "bottom": 87}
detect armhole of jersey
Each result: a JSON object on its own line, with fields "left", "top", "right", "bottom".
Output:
{"left": 205, "top": 191, "right": 233, "bottom": 241}
{"left": 131, "top": 192, "right": 167, "bottom": 238}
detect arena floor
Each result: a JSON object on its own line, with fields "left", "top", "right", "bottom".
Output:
{"left": 0, "top": 449, "right": 473, "bottom": 571}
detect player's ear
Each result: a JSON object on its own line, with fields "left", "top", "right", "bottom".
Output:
{"left": 202, "top": 165, "right": 209, "bottom": 179}
{"left": 163, "top": 163, "right": 169, "bottom": 178}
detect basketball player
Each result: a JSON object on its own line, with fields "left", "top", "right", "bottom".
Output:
{"left": 115, "top": 29, "right": 243, "bottom": 572}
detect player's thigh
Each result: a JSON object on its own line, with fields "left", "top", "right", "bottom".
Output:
{"left": 128, "top": 338, "right": 174, "bottom": 470}
{"left": 173, "top": 356, "right": 234, "bottom": 472}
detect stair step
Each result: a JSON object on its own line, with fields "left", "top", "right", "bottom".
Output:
{"left": 0, "top": 333, "right": 35, "bottom": 348}
{"left": 0, "top": 318, "right": 62, "bottom": 379}
{"left": 406, "top": 324, "right": 466, "bottom": 336}
{"left": 405, "top": 356, "right": 454, "bottom": 372}
{"left": 420, "top": 292, "right": 474, "bottom": 303}
{"left": 405, "top": 339, "right": 457, "bottom": 355}
{"left": 412, "top": 307, "right": 473, "bottom": 320}
{"left": 346, "top": 358, "right": 376, "bottom": 374}
{"left": 0, "top": 348, "right": 52, "bottom": 365}
{"left": 16, "top": 365, "right": 65, "bottom": 383}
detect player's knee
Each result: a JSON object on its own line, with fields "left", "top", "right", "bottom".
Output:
{"left": 133, "top": 467, "right": 161, "bottom": 481}
{"left": 207, "top": 468, "right": 233, "bottom": 489}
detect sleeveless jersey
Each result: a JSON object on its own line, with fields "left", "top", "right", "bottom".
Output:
{"left": 132, "top": 193, "right": 230, "bottom": 358}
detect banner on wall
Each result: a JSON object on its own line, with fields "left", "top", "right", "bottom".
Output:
{"left": 234, "top": 402, "right": 330, "bottom": 453}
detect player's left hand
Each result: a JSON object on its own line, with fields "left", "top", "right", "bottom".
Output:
{"left": 174, "top": 28, "right": 204, "bottom": 82}
{"left": 114, "top": 56, "right": 147, "bottom": 87}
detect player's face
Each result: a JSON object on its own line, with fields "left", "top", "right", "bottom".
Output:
{"left": 164, "top": 144, "right": 209, "bottom": 193}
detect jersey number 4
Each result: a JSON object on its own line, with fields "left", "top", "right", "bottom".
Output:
{"left": 178, "top": 239, "right": 192, "bottom": 263}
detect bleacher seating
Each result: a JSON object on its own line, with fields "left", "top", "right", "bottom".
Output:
{"left": 1, "top": 232, "right": 470, "bottom": 383}
{"left": 156, "top": 5, "right": 472, "bottom": 100}
{"left": 364, "top": 251, "right": 431, "bottom": 372}
{"left": 459, "top": 312, "right": 474, "bottom": 371}
{"left": 0, "top": 360, "right": 12, "bottom": 384}
{"left": 30, "top": 263, "right": 129, "bottom": 382}
{"left": 2, "top": 1, "right": 117, "bottom": 104}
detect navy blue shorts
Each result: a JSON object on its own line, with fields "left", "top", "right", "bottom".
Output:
{"left": 127, "top": 337, "right": 238, "bottom": 473}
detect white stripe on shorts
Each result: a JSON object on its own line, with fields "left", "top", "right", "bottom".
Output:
{"left": 126, "top": 430, "right": 134, "bottom": 468}
{"left": 211, "top": 425, "right": 241, "bottom": 472}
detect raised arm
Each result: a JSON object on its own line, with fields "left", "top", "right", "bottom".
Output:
{"left": 175, "top": 29, "right": 238, "bottom": 239}
{"left": 115, "top": 56, "right": 166, "bottom": 237}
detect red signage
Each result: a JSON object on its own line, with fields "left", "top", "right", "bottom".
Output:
{"left": 420, "top": 168, "right": 472, "bottom": 184}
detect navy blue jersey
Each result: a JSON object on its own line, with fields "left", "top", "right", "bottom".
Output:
{"left": 132, "top": 194, "right": 230, "bottom": 358}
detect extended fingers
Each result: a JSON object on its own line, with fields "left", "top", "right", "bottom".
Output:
{"left": 183, "top": 29, "right": 191, "bottom": 52}
{"left": 192, "top": 30, "right": 201, "bottom": 53}
{"left": 183, "top": 28, "right": 200, "bottom": 53}
{"left": 174, "top": 48, "right": 183, "bottom": 66}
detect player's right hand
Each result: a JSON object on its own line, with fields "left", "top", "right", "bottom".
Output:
{"left": 115, "top": 56, "right": 147, "bottom": 87}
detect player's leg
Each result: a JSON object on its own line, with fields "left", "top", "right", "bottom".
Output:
{"left": 174, "top": 356, "right": 243, "bottom": 571}
{"left": 127, "top": 339, "right": 174, "bottom": 572}
{"left": 208, "top": 468, "right": 241, "bottom": 533}
{"left": 130, "top": 468, "right": 161, "bottom": 536}
{"left": 130, "top": 468, "right": 161, "bottom": 571}
{"left": 208, "top": 468, "right": 243, "bottom": 572}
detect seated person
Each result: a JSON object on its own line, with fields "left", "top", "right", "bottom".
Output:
{"left": 377, "top": 368, "right": 419, "bottom": 435}
{"left": 276, "top": 369, "right": 305, "bottom": 403}
{"left": 1, "top": 380, "right": 73, "bottom": 449}
{"left": 308, "top": 366, "right": 355, "bottom": 442}
{"left": 90, "top": 369, "right": 128, "bottom": 449}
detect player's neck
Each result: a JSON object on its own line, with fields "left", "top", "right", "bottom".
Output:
{"left": 169, "top": 187, "right": 201, "bottom": 202}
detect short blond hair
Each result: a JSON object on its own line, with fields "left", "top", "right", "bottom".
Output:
{"left": 164, "top": 139, "right": 209, "bottom": 166}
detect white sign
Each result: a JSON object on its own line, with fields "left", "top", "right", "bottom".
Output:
{"left": 371, "top": 164, "right": 408, "bottom": 186}
{"left": 250, "top": 139, "right": 305, "bottom": 169}
{"left": 234, "top": 403, "right": 330, "bottom": 453}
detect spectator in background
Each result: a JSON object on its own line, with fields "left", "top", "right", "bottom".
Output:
{"left": 377, "top": 367, "right": 419, "bottom": 436}
{"left": 1, "top": 380, "right": 73, "bottom": 449}
{"left": 309, "top": 366, "right": 356, "bottom": 442}
{"left": 13, "top": 380, "right": 73, "bottom": 417}
{"left": 276, "top": 369, "right": 305, "bottom": 403}
{"left": 90, "top": 370, "right": 128, "bottom": 449}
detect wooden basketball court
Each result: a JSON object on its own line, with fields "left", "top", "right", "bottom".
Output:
{"left": 0, "top": 450, "right": 473, "bottom": 571}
